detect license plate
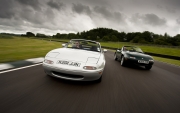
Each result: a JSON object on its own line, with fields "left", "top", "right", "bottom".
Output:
{"left": 57, "top": 61, "right": 81, "bottom": 67}
{"left": 138, "top": 60, "right": 149, "bottom": 64}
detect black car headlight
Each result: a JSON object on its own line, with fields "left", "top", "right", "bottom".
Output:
{"left": 149, "top": 59, "right": 154, "bottom": 62}
{"left": 129, "top": 56, "right": 136, "bottom": 59}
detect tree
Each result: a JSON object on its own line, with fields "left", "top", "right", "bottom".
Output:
{"left": 56, "top": 33, "right": 61, "bottom": 38}
{"left": 141, "top": 31, "right": 153, "bottom": 42}
{"left": 130, "top": 36, "right": 139, "bottom": 43}
{"left": 26, "top": 32, "right": 35, "bottom": 37}
{"left": 154, "top": 36, "right": 170, "bottom": 45}
{"left": 102, "top": 36, "right": 110, "bottom": 41}
{"left": 118, "top": 32, "right": 126, "bottom": 42}
{"left": 68, "top": 33, "right": 77, "bottom": 39}
{"left": 36, "top": 33, "right": 48, "bottom": 38}
{"left": 111, "top": 35, "right": 118, "bottom": 42}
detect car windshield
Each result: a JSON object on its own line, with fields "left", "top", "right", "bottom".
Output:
{"left": 65, "top": 40, "right": 101, "bottom": 52}
{"left": 123, "top": 46, "right": 143, "bottom": 53}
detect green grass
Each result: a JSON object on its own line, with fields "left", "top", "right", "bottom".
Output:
{"left": 43, "top": 38, "right": 180, "bottom": 57}
{"left": 0, "top": 37, "right": 62, "bottom": 63}
{"left": 0, "top": 37, "right": 179, "bottom": 67}
{"left": 153, "top": 56, "right": 180, "bottom": 67}
{"left": 100, "top": 42, "right": 180, "bottom": 57}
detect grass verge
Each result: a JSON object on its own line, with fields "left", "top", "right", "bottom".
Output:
{"left": 40, "top": 38, "right": 180, "bottom": 57}
{"left": 0, "top": 37, "right": 179, "bottom": 67}
{"left": 0, "top": 37, "right": 62, "bottom": 63}
{"left": 153, "top": 56, "right": 180, "bottom": 67}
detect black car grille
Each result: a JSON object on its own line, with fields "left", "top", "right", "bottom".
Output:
{"left": 52, "top": 71, "right": 84, "bottom": 79}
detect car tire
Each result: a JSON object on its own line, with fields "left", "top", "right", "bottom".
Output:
{"left": 120, "top": 56, "right": 125, "bottom": 66}
{"left": 145, "top": 65, "right": 152, "bottom": 70}
{"left": 114, "top": 53, "right": 118, "bottom": 61}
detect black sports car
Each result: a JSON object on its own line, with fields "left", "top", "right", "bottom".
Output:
{"left": 114, "top": 46, "right": 154, "bottom": 70}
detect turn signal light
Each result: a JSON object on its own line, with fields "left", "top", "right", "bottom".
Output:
{"left": 44, "top": 59, "right": 54, "bottom": 64}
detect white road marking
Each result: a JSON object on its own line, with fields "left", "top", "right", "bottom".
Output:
{"left": 25, "top": 57, "right": 44, "bottom": 63}
{"left": 0, "top": 64, "right": 14, "bottom": 70}
{"left": 0, "top": 63, "right": 43, "bottom": 74}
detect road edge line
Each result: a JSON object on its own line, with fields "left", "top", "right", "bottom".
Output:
{"left": 0, "top": 63, "right": 43, "bottom": 74}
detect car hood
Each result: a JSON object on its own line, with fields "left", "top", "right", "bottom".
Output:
{"left": 126, "top": 51, "right": 153, "bottom": 59}
{"left": 47, "top": 48, "right": 101, "bottom": 63}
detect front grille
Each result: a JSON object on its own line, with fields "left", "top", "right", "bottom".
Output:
{"left": 52, "top": 71, "right": 84, "bottom": 79}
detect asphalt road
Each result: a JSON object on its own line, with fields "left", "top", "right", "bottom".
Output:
{"left": 0, "top": 51, "right": 180, "bottom": 113}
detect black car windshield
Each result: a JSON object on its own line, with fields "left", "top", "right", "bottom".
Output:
{"left": 65, "top": 40, "right": 101, "bottom": 52}
{"left": 123, "top": 46, "right": 143, "bottom": 53}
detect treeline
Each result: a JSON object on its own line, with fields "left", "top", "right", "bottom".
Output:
{"left": 0, "top": 33, "right": 20, "bottom": 38}
{"left": 2, "top": 27, "right": 180, "bottom": 46}
{"left": 52, "top": 28, "right": 180, "bottom": 46}
{"left": 21, "top": 32, "right": 51, "bottom": 38}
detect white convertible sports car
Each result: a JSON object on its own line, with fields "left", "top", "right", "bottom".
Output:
{"left": 43, "top": 39, "right": 107, "bottom": 82}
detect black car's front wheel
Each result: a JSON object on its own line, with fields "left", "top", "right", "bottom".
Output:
{"left": 145, "top": 65, "right": 152, "bottom": 70}
{"left": 114, "top": 53, "right": 118, "bottom": 61}
{"left": 120, "top": 56, "right": 126, "bottom": 66}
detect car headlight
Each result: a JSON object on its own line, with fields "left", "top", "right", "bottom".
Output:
{"left": 44, "top": 59, "right": 54, "bottom": 64}
{"left": 129, "top": 56, "right": 136, "bottom": 59}
{"left": 149, "top": 59, "right": 154, "bottom": 62}
{"left": 83, "top": 66, "right": 97, "bottom": 70}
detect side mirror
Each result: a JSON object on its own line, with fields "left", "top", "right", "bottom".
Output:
{"left": 62, "top": 43, "right": 66, "bottom": 47}
{"left": 103, "top": 49, "right": 107, "bottom": 53}
{"left": 117, "top": 49, "right": 121, "bottom": 52}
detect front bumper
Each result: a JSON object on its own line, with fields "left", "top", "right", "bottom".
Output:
{"left": 124, "top": 57, "right": 154, "bottom": 66}
{"left": 43, "top": 63, "right": 103, "bottom": 81}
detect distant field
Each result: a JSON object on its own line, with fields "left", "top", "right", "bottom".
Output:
{"left": 0, "top": 37, "right": 62, "bottom": 63}
{"left": 0, "top": 37, "right": 180, "bottom": 67}
{"left": 44, "top": 38, "right": 180, "bottom": 57}
{"left": 100, "top": 42, "right": 180, "bottom": 57}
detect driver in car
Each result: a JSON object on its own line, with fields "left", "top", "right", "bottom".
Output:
{"left": 74, "top": 41, "right": 83, "bottom": 49}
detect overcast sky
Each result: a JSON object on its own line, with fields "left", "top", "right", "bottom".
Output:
{"left": 0, "top": 0, "right": 180, "bottom": 36}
